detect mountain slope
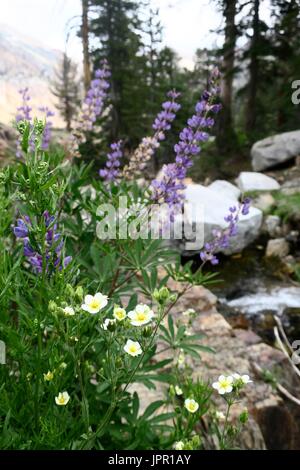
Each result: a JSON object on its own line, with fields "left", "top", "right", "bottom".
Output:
{"left": 0, "top": 24, "right": 63, "bottom": 127}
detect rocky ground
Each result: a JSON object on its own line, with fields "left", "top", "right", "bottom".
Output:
{"left": 135, "top": 281, "right": 300, "bottom": 450}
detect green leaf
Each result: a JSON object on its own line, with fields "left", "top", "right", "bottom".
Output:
{"left": 140, "top": 400, "right": 165, "bottom": 421}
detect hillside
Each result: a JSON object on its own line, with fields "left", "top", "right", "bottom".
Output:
{"left": 0, "top": 23, "right": 63, "bottom": 127}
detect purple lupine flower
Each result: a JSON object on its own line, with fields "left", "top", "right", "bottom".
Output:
{"left": 68, "top": 60, "right": 111, "bottom": 157}
{"left": 199, "top": 198, "right": 252, "bottom": 266}
{"left": 13, "top": 211, "right": 72, "bottom": 274}
{"left": 151, "top": 68, "right": 221, "bottom": 208}
{"left": 39, "top": 106, "right": 55, "bottom": 150}
{"left": 16, "top": 88, "right": 32, "bottom": 122}
{"left": 123, "top": 90, "right": 181, "bottom": 177}
{"left": 99, "top": 140, "right": 123, "bottom": 182}
{"left": 81, "top": 64, "right": 111, "bottom": 132}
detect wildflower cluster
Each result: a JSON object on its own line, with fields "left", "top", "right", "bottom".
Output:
{"left": 15, "top": 89, "right": 54, "bottom": 157}
{"left": 13, "top": 211, "right": 72, "bottom": 274}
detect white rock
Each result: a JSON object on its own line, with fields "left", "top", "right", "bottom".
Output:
{"left": 265, "top": 238, "right": 289, "bottom": 258}
{"left": 208, "top": 180, "right": 241, "bottom": 201}
{"left": 251, "top": 130, "right": 300, "bottom": 171}
{"left": 236, "top": 172, "right": 280, "bottom": 192}
{"left": 176, "top": 184, "right": 263, "bottom": 254}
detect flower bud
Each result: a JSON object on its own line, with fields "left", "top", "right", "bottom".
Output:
{"left": 75, "top": 286, "right": 84, "bottom": 302}
{"left": 153, "top": 286, "right": 170, "bottom": 304}
{"left": 169, "top": 293, "right": 178, "bottom": 303}
{"left": 65, "top": 284, "right": 74, "bottom": 297}
{"left": 142, "top": 326, "right": 152, "bottom": 338}
{"left": 48, "top": 300, "right": 57, "bottom": 313}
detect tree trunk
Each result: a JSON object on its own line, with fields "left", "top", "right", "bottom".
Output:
{"left": 82, "top": 0, "right": 91, "bottom": 93}
{"left": 217, "top": 0, "right": 237, "bottom": 154}
{"left": 246, "top": 0, "right": 260, "bottom": 134}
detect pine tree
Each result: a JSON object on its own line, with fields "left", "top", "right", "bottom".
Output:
{"left": 52, "top": 53, "right": 81, "bottom": 132}
{"left": 88, "top": 0, "right": 148, "bottom": 147}
{"left": 216, "top": 0, "right": 238, "bottom": 154}
{"left": 271, "top": 0, "right": 300, "bottom": 131}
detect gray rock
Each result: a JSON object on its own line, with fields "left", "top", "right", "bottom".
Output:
{"left": 266, "top": 238, "right": 289, "bottom": 258}
{"left": 236, "top": 172, "right": 280, "bottom": 192}
{"left": 263, "top": 215, "right": 281, "bottom": 237}
{"left": 251, "top": 130, "right": 300, "bottom": 171}
{"left": 208, "top": 179, "right": 241, "bottom": 200}
{"left": 179, "top": 184, "right": 263, "bottom": 254}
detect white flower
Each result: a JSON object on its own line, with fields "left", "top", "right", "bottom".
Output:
{"left": 215, "top": 411, "right": 226, "bottom": 421}
{"left": 174, "top": 441, "right": 185, "bottom": 450}
{"left": 101, "top": 318, "right": 116, "bottom": 331}
{"left": 81, "top": 293, "right": 108, "bottom": 314}
{"left": 63, "top": 306, "right": 75, "bottom": 316}
{"left": 241, "top": 374, "right": 252, "bottom": 384}
{"left": 113, "top": 306, "right": 127, "bottom": 321}
{"left": 182, "top": 308, "right": 196, "bottom": 316}
{"left": 124, "top": 339, "right": 143, "bottom": 357}
{"left": 175, "top": 385, "right": 183, "bottom": 396}
{"left": 212, "top": 375, "right": 233, "bottom": 395}
{"left": 128, "top": 304, "right": 155, "bottom": 326}
{"left": 233, "top": 373, "right": 252, "bottom": 385}
{"left": 43, "top": 370, "right": 54, "bottom": 381}
{"left": 55, "top": 391, "right": 70, "bottom": 406}
{"left": 232, "top": 373, "right": 241, "bottom": 381}
{"left": 184, "top": 398, "right": 199, "bottom": 413}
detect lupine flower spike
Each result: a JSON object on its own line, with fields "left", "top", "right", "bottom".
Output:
{"left": 123, "top": 90, "right": 181, "bottom": 178}
{"left": 151, "top": 68, "right": 221, "bottom": 209}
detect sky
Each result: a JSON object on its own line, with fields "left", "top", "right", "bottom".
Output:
{"left": 1, "top": 0, "right": 272, "bottom": 69}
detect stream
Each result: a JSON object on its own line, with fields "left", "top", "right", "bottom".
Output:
{"left": 185, "top": 240, "right": 300, "bottom": 344}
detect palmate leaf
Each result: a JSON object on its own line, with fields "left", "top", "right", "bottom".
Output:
{"left": 140, "top": 400, "right": 165, "bottom": 421}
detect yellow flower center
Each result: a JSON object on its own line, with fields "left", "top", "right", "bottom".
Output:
{"left": 129, "top": 345, "right": 137, "bottom": 353}
{"left": 90, "top": 299, "right": 100, "bottom": 309}
{"left": 136, "top": 312, "right": 146, "bottom": 321}
{"left": 58, "top": 396, "right": 66, "bottom": 404}
{"left": 188, "top": 403, "right": 196, "bottom": 411}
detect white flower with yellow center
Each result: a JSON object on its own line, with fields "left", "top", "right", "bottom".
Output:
{"left": 55, "top": 391, "right": 70, "bottom": 406}
{"left": 63, "top": 306, "right": 75, "bottom": 316}
{"left": 124, "top": 339, "right": 143, "bottom": 357}
{"left": 101, "top": 318, "right": 116, "bottom": 331}
{"left": 184, "top": 398, "right": 199, "bottom": 413}
{"left": 43, "top": 370, "right": 54, "bottom": 382}
{"left": 212, "top": 375, "right": 233, "bottom": 395}
{"left": 174, "top": 441, "right": 185, "bottom": 450}
{"left": 81, "top": 293, "right": 108, "bottom": 314}
{"left": 128, "top": 304, "right": 155, "bottom": 326}
{"left": 175, "top": 385, "right": 183, "bottom": 396}
{"left": 113, "top": 306, "right": 127, "bottom": 321}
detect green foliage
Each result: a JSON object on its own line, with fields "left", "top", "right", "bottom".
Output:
{"left": 0, "top": 112, "right": 250, "bottom": 450}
